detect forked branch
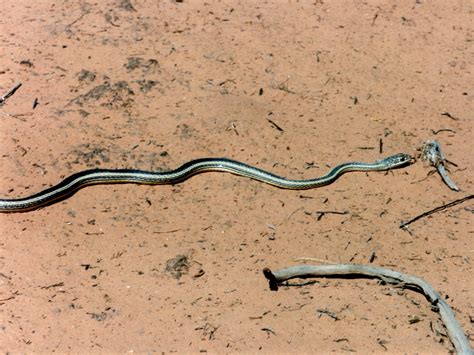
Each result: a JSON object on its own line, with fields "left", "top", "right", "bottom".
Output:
{"left": 263, "top": 264, "right": 472, "bottom": 354}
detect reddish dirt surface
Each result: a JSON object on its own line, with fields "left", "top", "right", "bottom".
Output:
{"left": 1, "top": 1, "right": 472, "bottom": 353}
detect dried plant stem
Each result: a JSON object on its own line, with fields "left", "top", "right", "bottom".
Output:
{"left": 263, "top": 264, "right": 472, "bottom": 354}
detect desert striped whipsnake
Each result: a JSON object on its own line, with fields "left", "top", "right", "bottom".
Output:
{"left": 0, "top": 153, "right": 412, "bottom": 212}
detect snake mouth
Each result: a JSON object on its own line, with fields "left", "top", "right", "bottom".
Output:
{"left": 399, "top": 153, "right": 416, "bottom": 165}
{"left": 408, "top": 155, "right": 418, "bottom": 165}
{"left": 405, "top": 154, "right": 416, "bottom": 165}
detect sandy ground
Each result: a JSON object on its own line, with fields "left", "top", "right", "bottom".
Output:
{"left": 0, "top": 0, "right": 472, "bottom": 353}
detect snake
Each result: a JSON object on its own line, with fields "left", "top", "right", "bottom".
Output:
{"left": 0, "top": 153, "right": 412, "bottom": 212}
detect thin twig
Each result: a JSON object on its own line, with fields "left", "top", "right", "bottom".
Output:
{"left": 316, "top": 308, "right": 339, "bottom": 320}
{"left": 153, "top": 229, "right": 184, "bottom": 234}
{"left": 0, "top": 82, "right": 22, "bottom": 105}
{"left": 267, "top": 118, "right": 284, "bottom": 132}
{"left": 286, "top": 207, "right": 304, "bottom": 221}
{"left": 263, "top": 264, "right": 472, "bottom": 354}
{"left": 40, "top": 282, "right": 65, "bottom": 290}
{"left": 371, "top": 12, "right": 379, "bottom": 26}
{"left": 293, "top": 257, "right": 336, "bottom": 264}
{"left": 261, "top": 327, "right": 277, "bottom": 336}
{"left": 431, "top": 128, "right": 456, "bottom": 135}
{"left": 314, "top": 210, "right": 349, "bottom": 221}
{"left": 400, "top": 195, "right": 473, "bottom": 229}
{"left": 440, "top": 111, "right": 459, "bottom": 120}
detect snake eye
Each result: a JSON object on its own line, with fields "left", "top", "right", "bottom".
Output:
{"left": 400, "top": 154, "right": 413, "bottom": 164}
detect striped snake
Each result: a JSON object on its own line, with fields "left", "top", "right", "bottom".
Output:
{"left": 0, "top": 153, "right": 412, "bottom": 212}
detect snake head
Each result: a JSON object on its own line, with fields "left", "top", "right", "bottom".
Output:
{"left": 382, "top": 153, "right": 414, "bottom": 168}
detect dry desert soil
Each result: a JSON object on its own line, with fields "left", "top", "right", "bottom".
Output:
{"left": 0, "top": 0, "right": 473, "bottom": 353}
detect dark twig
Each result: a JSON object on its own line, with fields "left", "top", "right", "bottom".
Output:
{"left": 267, "top": 118, "right": 284, "bottom": 132}
{"left": 314, "top": 210, "right": 349, "bottom": 221}
{"left": 0, "top": 82, "right": 22, "bottom": 105}
{"left": 400, "top": 195, "right": 473, "bottom": 229}
{"left": 261, "top": 327, "right": 277, "bottom": 336}
{"left": 440, "top": 111, "right": 459, "bottom": 120}
{"left": 40, "top": 282, "right": 65, "bottom": 290}
{"left": 0, "top": 290, "right": 20, "bottom": 303}
{"left": 431, "top": 128, "right": 456, "bottom": 135}
{"left": 281, "top": 280, "right": 318, "bottom": 287}
{"left": 316, "top": 308, "right": 339, "bottom": 320}
{"left": 371, "top": 12, "right": 379, "bottom": 26}
{"left": 153, "top": 229, "right": 183, "bottom": 234}
{"left": 263, "top": 264, "right": 472, "bottom": 354}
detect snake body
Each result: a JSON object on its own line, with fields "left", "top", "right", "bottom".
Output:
{"left": 0, "top": 153, "right": 412, "bottom": 212}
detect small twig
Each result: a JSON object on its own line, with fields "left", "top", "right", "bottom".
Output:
{"left": 400, "top": 195, "right": 473, "bottom": 229}
{"left": 0, "top": 82, "right": 22, "bottom": 105}
{"left": 431, "top": 128, "right": 456, "bottom": 135}
{"left": 0, "top": 291, "right": 20, "bottom": 303}
{"left": 40, "top": 282, "right": 65, "bottom": 290}
{"left": 261, "top": 327, "right": 277, "bottom": 336}
{"left": 66, "top": 6, "right": 91, "bottom": 29}
{"left": 0, "top": 296, "right": 16, "bottom": 302}
{"left": 153, "top": 229, "right": 183, "bottom": 234}
{"left": 411, "top": 169, "right": 437, "bottom": 185}
{"left": 226, "top": 121, "right": 239, "bottom": 135}
{"left": 32, "top": 97, "right": 39, "bottom": 109}
{"left": 294, "top": 257, "right": 336, "bottom": 264}
{"left": 249, "top": 310, "right": 271, "bottom": 320}
{"left": 195, "top": 323, "right": 218, "bottom": 340}
{"left": 316, "top": 308, "right": 339, "bottom": 320}
{"left": 440, "top": 111, "right": 459, "bottom": 120}
{"left": 371, "top": 12, "right": 379, "bottom": 26}
{"left": 267, "top": 118, "right": 284, "bottom": 132}
{"left": 263, "top": 264, "right": 472, "bottom": 354}
{"left": 314, "top": 210, "right": 349, "bottom": 221}
{"left": 0, "top": 272, "right": 12, "bottom": 280}
{"left": 369, "top": 251, "right": 377, "bottom": 263}
{"left": 378, "top": 338, "right": 389, "bottom": 351}
{"left": 281, "top": 280, "right": 318, "bottom": 287}
{"left": 286, "top": 207, "right": 304, "bottom": 221}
